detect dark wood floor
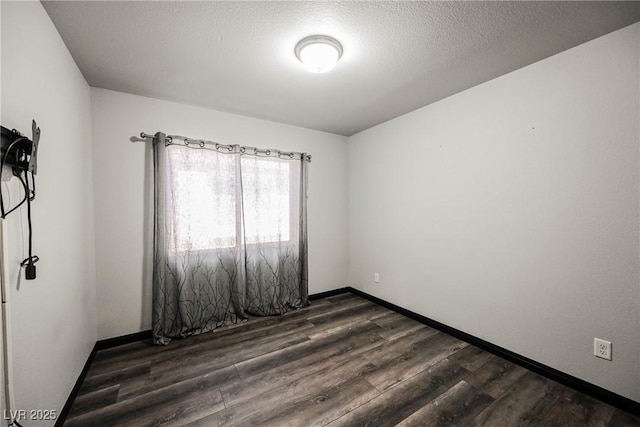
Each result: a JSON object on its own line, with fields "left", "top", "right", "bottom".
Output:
{"left": 65, "top": 293, "right": 640, "bottom": 426}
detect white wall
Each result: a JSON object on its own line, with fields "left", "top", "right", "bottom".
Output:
{"left": 348, "top": 23, "right": 640, "bottom": 402}
{"left": 91, "top": 88, "right": 349, "bottom": 340}
{"left": 1, "top": 1, "right": 97, "bottom": 424}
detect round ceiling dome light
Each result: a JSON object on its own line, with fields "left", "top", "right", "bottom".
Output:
{"left": 295, "top": 35, "right": 343, "bottom": 73}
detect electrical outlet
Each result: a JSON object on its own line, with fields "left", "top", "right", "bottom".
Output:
{"left": 594, "top": 338, "right": 612, "bottom": 361}
{"left": 374, "top": 273, "right": 380, "bottom": 283}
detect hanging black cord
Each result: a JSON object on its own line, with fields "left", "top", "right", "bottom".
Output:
{"left": 20, "top": 170, "right": 38, "bottom": 278}
{"left": 1, "top": 173, "right": 28, "bottom": 218}
{"left": 0, "top": 136, "right": 28, "bottom": 218}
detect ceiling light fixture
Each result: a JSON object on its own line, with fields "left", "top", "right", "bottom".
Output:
{"left": 295, "top": 35, "right": 343, "bottom": 73}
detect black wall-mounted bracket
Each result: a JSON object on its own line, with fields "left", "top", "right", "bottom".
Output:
{"left": 0, "top": 120, "right": 40, "bottom": 176}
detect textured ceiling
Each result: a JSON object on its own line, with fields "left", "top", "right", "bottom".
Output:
{"left": 42, "top": 1, "right": 640, "bottom": 136}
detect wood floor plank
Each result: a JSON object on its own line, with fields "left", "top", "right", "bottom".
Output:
{"left": 371, "top": 312, "right": 427, "bottom": 341}
{"left": 91, "top": 339, "right": 162, "bottom": 365}
{"left": 468, "top": 371, "right": 556, "bottom": 426}
{"left": 222, "top": 325, "right": 385, "bottom": 407}
{"left": 464, "top": 356, "right": 528, "bottom": 399}
{"left": 204, "top": 315, "right": 316, "bottom": 341}
{"left": 357, "top": 324, "right": 440, "bottom": 363}
{"left": 67, "top": 385, "right": 120, "bottom": 419}
{"left": 80, "top": 361, "right": 151, "bottom": 394}
{"left": 445, "top": 344, "right": 499, "bottom": 372}
{"left": 149, "top": 329, "right": 311, "bottom": 376}
{"left": 327, "top": 358, "right": 469, "bottom": 427}
{"left": 206, "top": 299, "right": 341, "bottom": 339}
{"left": 305, "top": 301, "right": 375, "bottom": 326}
{"left": 118, "top": 364, "right": 239, "bottom": 402}
{"left": 511, "top": 376, "right": 566, "bottom": 426}
{"left": 233, "top": 320, "right": 383, "bottom": 378}
{"left": 364, "top": 332, "right": 468, "bottom": 392}
{"left": 539, "top": 387, "right": 616, "bottom": 426}
{"left": 324, "top": 292, "right": 360, "bottom": 303}
{"left": 396, "top": 380, "right": 494, "bottom": 426}
{"left": 305, "top": 301, "right": 389, "bottom": 338}
{"left": 150, "top": 322, "right": 313, "bottom": 371}
{"left": 65, "top": 372, "right": 225, "bottom": 426}
{"left": 89, "top": 341, "right": 188, "bottom": 376}
{"left": 187, "top": 356, "right": 378, "bottom": 426}
{"left": 259, "top": 377, "right": 380, "bottom": 427}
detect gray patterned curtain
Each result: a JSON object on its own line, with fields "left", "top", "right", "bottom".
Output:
{"left": 152, "top": 133, "right": 309, "bottom": 345}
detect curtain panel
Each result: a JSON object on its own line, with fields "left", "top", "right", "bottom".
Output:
{"left": 152, "top": 135, "right": 309, "bottom": 344}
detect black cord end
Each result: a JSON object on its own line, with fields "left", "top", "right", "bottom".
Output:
{"left": 21, "top": 255, "right": 38, "bottom": 280}
{"left": 25, "top": 263, "right": 36, "bottom": 280}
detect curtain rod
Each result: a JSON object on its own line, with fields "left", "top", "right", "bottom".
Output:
{"left": 139, "top": 132, "right": 311, "bottom": 162}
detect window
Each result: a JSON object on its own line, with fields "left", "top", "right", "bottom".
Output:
{"left": 242, "top": 158, "right": 291, "bottom": 244}
{"left": 169, "top": 149, "right": 293, "bottom": 252}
